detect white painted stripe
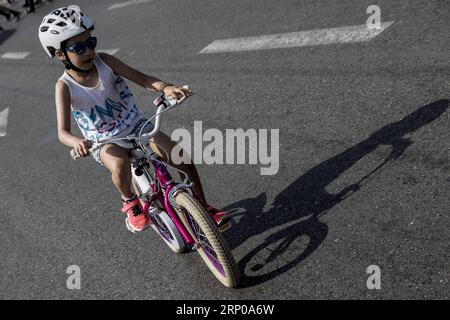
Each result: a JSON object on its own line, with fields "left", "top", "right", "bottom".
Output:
{"left": 0, "top": 108, "right": 9, "bottom": 137}
{"left": 1, "top": 52, "right": 30, "bottom": 59}
{"left": 97, "top": 48, "right": 120, "bottom": 55}
{"left": 108, "top": 0, "right": 153, "bottom": 10}
{"left": 199, "top": 22, "right": 394, "bottom": 54}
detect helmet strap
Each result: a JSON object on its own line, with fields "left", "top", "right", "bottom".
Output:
{"left": 62, "top": 50, "right": 94, "bottom": 73}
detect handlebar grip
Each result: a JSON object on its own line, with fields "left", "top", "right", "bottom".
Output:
{"left": 70, "top": 149, "right": 79, "bottom": 160}
{"left": 70, "top": 148, "right": 94, "bottom": 160}
{"left": 153, "top": 85, "right": 192, "bottom": 107}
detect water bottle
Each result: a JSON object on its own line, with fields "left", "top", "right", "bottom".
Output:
{"left": 131, "top": 166, "right": 151, "bottom": 194}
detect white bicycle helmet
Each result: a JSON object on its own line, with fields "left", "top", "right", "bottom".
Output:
{"left": 38, "top": 5, "right": 94, "bottom": 57}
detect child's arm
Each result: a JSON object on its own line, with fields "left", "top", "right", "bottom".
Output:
{"left": 55, "top": 80, "right": 91, "bottom": 157}
{"left": 98, "top": 52, "right": 191, "bottom": 100}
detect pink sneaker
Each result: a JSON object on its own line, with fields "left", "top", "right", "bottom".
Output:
{"left": 121, "top": 198, "right": 151, "bottom": 233}
{"left": 205, "top": 205, "right": 231, "bottom": 232}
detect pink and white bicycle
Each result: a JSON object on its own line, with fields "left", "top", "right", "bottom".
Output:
{"left": 70, "top": 89, "right": 240, "bottom": 288}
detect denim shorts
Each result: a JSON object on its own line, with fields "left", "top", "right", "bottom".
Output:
{"left": 92, "top": 118, "right": 155, "bottom": 167}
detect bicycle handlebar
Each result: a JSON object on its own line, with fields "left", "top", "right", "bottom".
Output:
{"left": 70, "top": 85, "right": 192, "bottom": 160}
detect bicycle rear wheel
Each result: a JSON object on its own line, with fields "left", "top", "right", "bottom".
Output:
{"left": 174, "top": 191, "right": 240, "bottom": 288}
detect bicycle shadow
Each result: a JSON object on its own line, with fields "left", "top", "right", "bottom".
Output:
{"left": 221, "top": 99, "right": 449, "bottom": 288}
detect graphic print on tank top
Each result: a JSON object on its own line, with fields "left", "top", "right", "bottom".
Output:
{"left": 60, "top": 54, "right": 145, "bottom": 143}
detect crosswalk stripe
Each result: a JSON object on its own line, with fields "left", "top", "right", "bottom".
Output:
{"left": 1, "top": 52, "right": 31, "bottom": 59}
{"left": 108, "top": 0, "right": 153, "bottom": 10}
{"left": 199, "top": 22, "right": 394, "bottom": 54}
{"left": 0, "top": 108, "right": 9, "bottom": 137}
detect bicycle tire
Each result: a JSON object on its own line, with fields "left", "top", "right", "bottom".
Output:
{"left": 174, "top": 191, "right": 240, "bottom": 288}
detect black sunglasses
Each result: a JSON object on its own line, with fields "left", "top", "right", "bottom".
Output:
{"left": 64, "top": 36, "right": 97, "bottom": 55}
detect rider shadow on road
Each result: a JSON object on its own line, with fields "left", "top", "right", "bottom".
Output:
{"left": 221, "top": 99, "right": 449, "bottom": 288}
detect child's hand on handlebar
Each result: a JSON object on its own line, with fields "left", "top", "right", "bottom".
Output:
{"left": 74, "top": 139, "right": 92, "bottom": 157}
{"left": 163, "top": 85, "right": 192, "bottom": 101}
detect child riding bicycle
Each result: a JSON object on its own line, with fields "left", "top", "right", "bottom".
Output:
{"left": 39, "top": 5, "right": 229, "bottom": 232}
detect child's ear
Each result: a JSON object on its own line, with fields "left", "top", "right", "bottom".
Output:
{"left": 55, "top": 49, "right": 65, "bottom": 61}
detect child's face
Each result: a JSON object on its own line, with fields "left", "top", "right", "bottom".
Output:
{"left": 56, "top": 30, "right": 96, "bottom": 71}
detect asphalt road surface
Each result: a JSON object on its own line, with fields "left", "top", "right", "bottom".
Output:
{"left": 0, "top": 0, "right": 448, "bottom": 299}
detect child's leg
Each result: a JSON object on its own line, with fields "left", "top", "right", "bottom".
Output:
{"left": 149, "top": 131, "right": 207, "bottom": 206}
{"left": 100, "top": 144, "right": 151, "bottom": 231}
{"left": 99, "top": 144, "right": 134, "bottom": 198}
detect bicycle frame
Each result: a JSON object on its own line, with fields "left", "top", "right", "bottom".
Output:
{"left": 142, "top": 157, "right": 196, "bottom": 245}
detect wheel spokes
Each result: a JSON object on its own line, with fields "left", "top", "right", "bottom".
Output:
{"left": 185, "top": 211, "right": 219, "bottom": 260}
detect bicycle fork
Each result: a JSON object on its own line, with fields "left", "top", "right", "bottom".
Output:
{"left": 150, "top": 160, "right": 196, "bottom": 245}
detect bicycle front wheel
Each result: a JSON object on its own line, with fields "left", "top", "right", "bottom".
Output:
{"left": 132, "top": 178, "right": 185, "bottom": 253}
{"left": 174, "top": 191, "right": 240, "bottom": 288}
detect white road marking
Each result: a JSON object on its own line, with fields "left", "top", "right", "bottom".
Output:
{"left": 108, "top": 0, "right": 153, "bottom": 10}
{"left": 199, "top": 22, "right": 394, "bottom": 54}
{"left": 1, "top": 52, "right": 31, "bottom": 59}
{"left": 97, "top": 49, "right": 120, "bottom": 55}
{"left": 0, "top": 108, "right": 9, "bottom": 137}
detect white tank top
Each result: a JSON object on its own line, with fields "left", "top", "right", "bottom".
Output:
{"left": 59, "top": 54, "right": 145, "bottom": 142}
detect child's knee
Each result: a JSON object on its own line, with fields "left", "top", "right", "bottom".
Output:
{"left": 109, "top": 158, "right": 131, "bottom": 176}
{"left": 100, "top": 146, "right": 130, "bottom": 170}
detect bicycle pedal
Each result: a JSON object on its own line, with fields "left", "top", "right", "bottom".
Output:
{"left": 218, "top": 222, "right": 232, "bottom": 233}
